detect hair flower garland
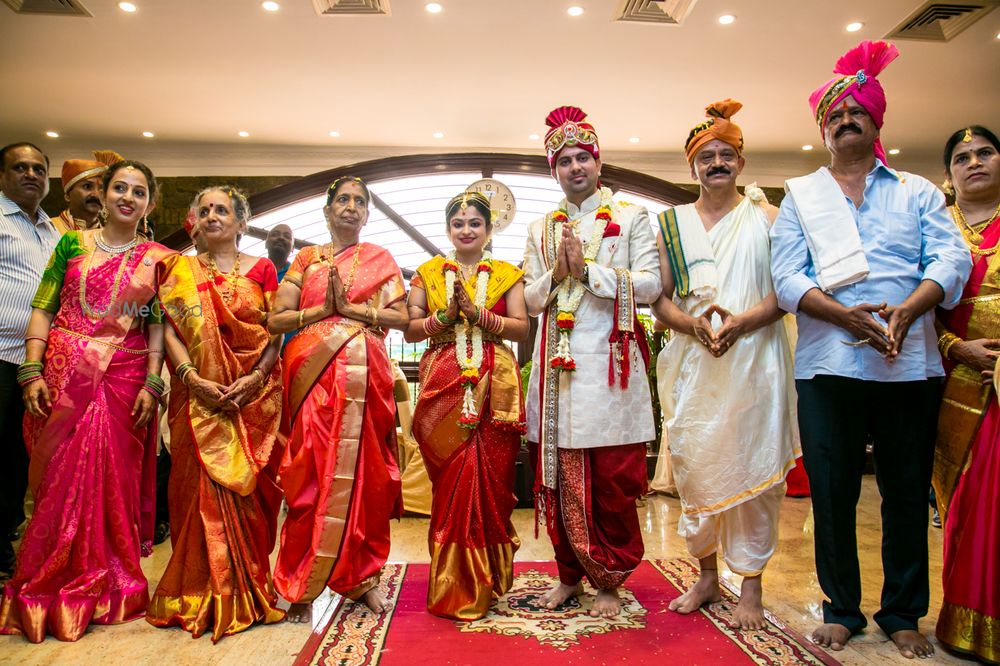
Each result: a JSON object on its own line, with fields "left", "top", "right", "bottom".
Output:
{"left": 444, "top": 250, "right": 493, "bottom": 429}
{"left": 548, "top": 187, "right": 614, "bottom": 371}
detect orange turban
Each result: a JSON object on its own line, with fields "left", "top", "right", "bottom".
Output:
{"left": 684, "top": 99, "right": 744, "bottom": 164}
{"left": 60, "top": 150, "right": 124, "bottom": 193}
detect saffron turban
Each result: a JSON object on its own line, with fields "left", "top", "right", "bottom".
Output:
{"left": 808, "top": 40, "right": 899, "bottom": 164}
{"left": 60, "top": 149, "right": 123, "bottom": 193}
{"left": 544, "top": 106, "right": 600, "bottom": 168}
{"left": 684, "top": 99, "right": 744, "bottom": 164}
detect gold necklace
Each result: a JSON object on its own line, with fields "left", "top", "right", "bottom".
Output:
{"left": 80, "top": 242, "right": 136, "bottom": 320}
{"left": 321, "top": 242, "right": 363, "bottom": 293}
{"left": 952, "top": 202, "right": 1000, "bottom": 256}
{"left": 205, "top": 252, "right": 241, "bottom": 302}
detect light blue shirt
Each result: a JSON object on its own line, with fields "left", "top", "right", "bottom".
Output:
{"left": 0, "top": 191, "right": 59, "bottom": 364}
{"left": 770, "top": 161, "right": 972, "bottom": 382}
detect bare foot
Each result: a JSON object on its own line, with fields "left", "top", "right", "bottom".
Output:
{"left": 810, "top": 623, "right": 853, "bottom": 651}
{"left": 890, "top": 629, "right": 935, "bottom": 659}
{"left": 286, "top": 602, "right": 312, "bottom": 624}
{"left": 731, "top": 576, "right": 767, "bottom": 630}
{"left": 589, "top": 588, "right": 621, "bottom": 618}
{"left": 538, "top": 582, "right": 583, "bottom": 610}
{"left": 360, "top": 587, "right": 392, "bottom": 613}
{"left": 668, "top": 568, "right": 721, "bottom": 614}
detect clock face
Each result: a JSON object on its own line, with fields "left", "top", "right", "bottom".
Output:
{"left": 465, "top": 178, "right": 516, "bottom": 233}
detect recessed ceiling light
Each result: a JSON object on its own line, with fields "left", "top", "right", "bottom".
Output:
{"left": 262, "top": 1, "right": 279, "bottom": 10}
{"left": 888, "top": 148, "right": 901, "bottom": 155}
{"left": 717, "top": 14, "right": 735, "bottom": 25}
{"left": 329, "top": 130, "right": 341, "bottom": 138}
{"left": 846, "top": 22, "right": 864, "bottom": 32}
{"left": 802, "top": 144, "right": 813, "bottom": 151}
{"left": 238, "top": 131, "right": 250, "bottom": 138}
{"left": 142, "top": 131, "right": 155, "bottom": 138}
{"left": 118, "top": 2, "right": 137, "bottom": 12}
{"left": 995, "top": 30, "right": 1000, "bottom": 39}
{"left": 628, "top": 137, "right": 640, "bottom": 144}
{"left": 425, "top": 2, "right": 442, "bottom": 13}
{"left": 568, "top": 6, "right": 584, "bottom": 17}
{"left": 529, "top": 133, "right": 540, "bottom": 141}
{"left": 45, "top": 131, "right": 59, "bottom": 138}
{"left": 433, "top": 131, "right": 445, "bottom": 139}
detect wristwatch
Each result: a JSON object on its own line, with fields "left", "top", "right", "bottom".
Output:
{"left": 581, "top": 264, "right": 590, "bottom": 285}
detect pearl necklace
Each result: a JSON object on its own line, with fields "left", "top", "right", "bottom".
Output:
{"left": 80, "top": 238, "right": 137, "bottom": 320}
{"left": 443, "top": 250, "right": 492, "bottom": 428}
{"left": 95, "top": 230, "right": 138, "bottom": 255}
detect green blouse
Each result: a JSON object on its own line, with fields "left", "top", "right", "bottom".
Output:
{"left": 32, "top": 231, "right": 162, "bottom": 324}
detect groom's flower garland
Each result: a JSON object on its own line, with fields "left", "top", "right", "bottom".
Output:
{"left": 443, "top": 251, "right": 492, "bottom": 428}
{"left": 549, "top": 187, "right": 614, "bottom": 370}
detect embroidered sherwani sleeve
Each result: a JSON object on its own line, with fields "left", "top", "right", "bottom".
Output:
{"left": 523, "top": 219, "right": 558, "bottom": 316}
{"left": 584, "top": 206, "right": 661, "bottom": 303}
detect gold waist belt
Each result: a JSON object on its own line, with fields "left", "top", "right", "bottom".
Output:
{"left": 55, "top": 326, "right": 148, "bottom": 355}
{"left": 429, "top": 329, "right": 503, "bottom": 347}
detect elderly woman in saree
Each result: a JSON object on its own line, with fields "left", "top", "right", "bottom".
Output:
{"left": 269, "top": 176, "right": 408, "bottom": 621}
{"left": 0, "top": 160, "right": 173, "bottom": 642}
{"left": 405, "top": 191, "right": 528, "bottom": 620}
{"left": 146, "top": 186, "right": 285, "bottom": 641}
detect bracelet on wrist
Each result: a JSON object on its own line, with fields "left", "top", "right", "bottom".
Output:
{"left": 16, "top": 360, "right": 45, "bottom": 387}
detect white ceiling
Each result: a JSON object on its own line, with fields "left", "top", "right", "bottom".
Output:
{"left": 2, "top": 0, "right": 998, "bottom": 186}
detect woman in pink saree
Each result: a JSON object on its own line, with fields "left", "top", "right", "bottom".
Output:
{"left": 0, "top": 160, "right": 174, "bottom": 642}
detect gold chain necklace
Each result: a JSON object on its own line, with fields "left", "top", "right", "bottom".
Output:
{"left": 80, "top": 242, "right": 136, "bottom": 320}
{"left": 321, "top": 242, "right": 363, "bottom": 293}
{"left": 205, "top": 252, "right": 241, "bottom": 302}
{"left": 953, "top": 202, "right": 1000, "bottom": 256}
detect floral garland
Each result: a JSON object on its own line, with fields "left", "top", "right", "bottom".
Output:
{"left": 550, "top": 187, "right": 614, "bottom": 370}
{"left": 443, "top": 251, "right": 493, "bottom": 428}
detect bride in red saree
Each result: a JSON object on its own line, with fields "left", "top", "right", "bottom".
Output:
{"left": 1, "top": 160, "right": 173, "bottom": 642}
{"left": 405, "top": 191, "right": 528, "bottom": 620}
{"left": 146, "top": 186, "right": 285, "bottom": 641}
{"left": 269, "top": 177, "right": 409, "bottom": 621}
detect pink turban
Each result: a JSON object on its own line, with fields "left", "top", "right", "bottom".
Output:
{"left": 808, "top": 40, "right": 900, "bottom": 164}
{"left": 543, "top": 106, "right": 600, "bottom": 168}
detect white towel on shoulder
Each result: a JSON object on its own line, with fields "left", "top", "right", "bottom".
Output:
{"left": 785, "top": 169, "right": 870, "bottom": 292}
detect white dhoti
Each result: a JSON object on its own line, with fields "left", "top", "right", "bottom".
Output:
{"left": 657, "top": 191, "right": 799, "bottom": 575}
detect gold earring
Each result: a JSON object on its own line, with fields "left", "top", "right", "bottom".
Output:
{"left": 142, "top": 215, "right": 150, "bottom": 237}
{"left": 942, "top": 179, "right": 954, "bottom": 196}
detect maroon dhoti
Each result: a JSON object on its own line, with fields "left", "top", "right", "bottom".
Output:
{"left": 532, "top": 443, "right": 646, "bottom": 589}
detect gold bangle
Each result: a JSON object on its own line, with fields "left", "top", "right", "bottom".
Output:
{"left": 938, "top": 331, "right": 960, "bottom": 358}
{"left": 371, "top": 306, "right": 379, "bottom": 327}
{"left": 298, "top": 309, "right": 305, "bottom": 329}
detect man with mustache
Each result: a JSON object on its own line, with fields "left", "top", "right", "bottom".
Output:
{"left": 0, "top": 142, "right": 59, "bottom": 579}
{"left": 770, "top": 41, "right": 971, "bottom": 658}
{"left": 51, "top": 150, "right": 123, "bottom": 234}
{"left": 652, "top": 100, "right": 799, "bottom": 630}
{"left": 523, "top": 106, "right": 660, "bottom": 617}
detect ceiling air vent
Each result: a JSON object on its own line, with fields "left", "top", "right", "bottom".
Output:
{"left": 2, "top": 0, "right": 91, "bottom": 16}
{"left": 886, "top": 1, "right": 1000, "bottom": 41}
{"left": 312, "top": 0, "right": 390, "bottom": 16}
{"left": 615, "top": 0, "right": 698, "bottom": 25}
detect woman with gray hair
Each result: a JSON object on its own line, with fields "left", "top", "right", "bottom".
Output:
{"left": 146, "top": 186, "right": 286, "bottom": 640}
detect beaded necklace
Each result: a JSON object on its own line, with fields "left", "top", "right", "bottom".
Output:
{"left": 80, "top": 232, "right": 137, "bottom": 320}
{"left": 205, "top": 252, "right": 242, "bottom": 302}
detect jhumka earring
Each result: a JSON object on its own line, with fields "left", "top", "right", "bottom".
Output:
{"left": 142, "top": 215, "right": 150, "bottom": 237}
{"left": 942, "top": 179, "right": 954, "bottom": 196}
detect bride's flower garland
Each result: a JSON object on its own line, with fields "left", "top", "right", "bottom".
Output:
{"left": 550, "top": 187, "right": 614, "bottom": 370}
{"left": 443, "top": 251, "right": 493, "bottom": 428}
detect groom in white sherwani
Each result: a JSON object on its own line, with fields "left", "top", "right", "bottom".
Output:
{"left": 651, "top": 99, "right": 799, "bottom": 630}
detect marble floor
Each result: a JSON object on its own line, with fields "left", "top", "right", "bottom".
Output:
{"left": 1, "top": 478, "right": 972, "bottom": 666}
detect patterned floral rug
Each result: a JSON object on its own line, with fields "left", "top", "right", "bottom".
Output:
{"left": 294, "top": 560, "right": 841, "bottom": 666}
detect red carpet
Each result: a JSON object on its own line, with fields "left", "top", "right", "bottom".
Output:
{"left": 295, "top": 559, "right": 840, "bottom": 665}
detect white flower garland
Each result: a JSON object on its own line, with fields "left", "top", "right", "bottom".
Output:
{"left": 550, "top": 187, "right": 614, "bottom": 370}
{"left": 444, "top": 250, "right": 492, "bottom": 428}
